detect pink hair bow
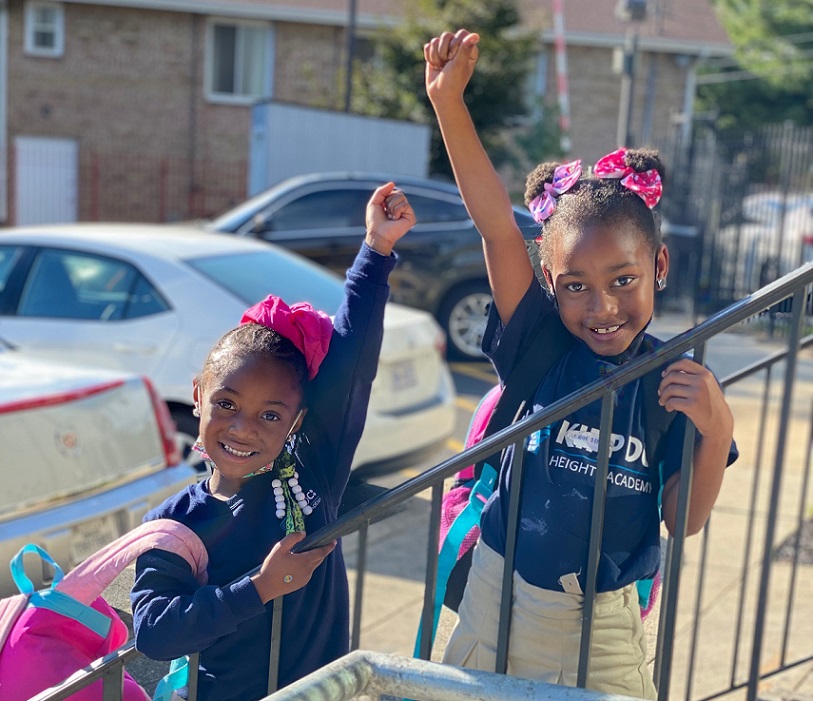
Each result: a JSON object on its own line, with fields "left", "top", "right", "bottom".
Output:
{"left": 528, "top": 159, "right": 583, "bottom": 224}
{"left": 593, "top": 148, "right": 662, "bottom": 209}
{"left": 240, "top": 296, "right": 333, "bottom": 380}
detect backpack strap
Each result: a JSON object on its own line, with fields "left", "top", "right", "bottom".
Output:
{"left": 634, "top": 352, "right": 675, "bottom": 610}
{"left": 414, "top": 462, "right": 499, "bottom": 658}
{"left": 8, "top": 544, "right": 112, "bottom": 638}
{"left": 56, "top": 519, "right": 209, "bottom": 605}
{"left": 640, "top": 364, "right": 674, "bottom": 473}
{"left": 474, "top": 310, "right": 574, "bottom": 480}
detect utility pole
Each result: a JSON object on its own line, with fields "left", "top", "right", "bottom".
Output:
{"left": 615, "top": 0, "right": 647, "bottom": 148}
{"left": 343, "top": 0, "right": 357, "bottom": 113}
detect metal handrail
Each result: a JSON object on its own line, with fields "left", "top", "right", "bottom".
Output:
{"left": 29, "top": 261, "right": 813, "bottom": 700}
{"left": 293, "top": 261, "right": 813, "bottom": 553}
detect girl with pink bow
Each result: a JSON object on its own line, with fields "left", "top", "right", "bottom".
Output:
{"left": 424, "top": 29, "right": 736, "bottom": 698}
{"left": 130, "top": 183, "right": 416, "bottom": 700}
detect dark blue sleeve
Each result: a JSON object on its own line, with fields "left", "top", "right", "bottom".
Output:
{"left": 482, "top": 280, "right": 557, "bottom": 385}
{"left": 301, "top": 242, "right": 397, "bottom": 494}
{"left": 131, "top": 549, "right": 264, "bottom": 660}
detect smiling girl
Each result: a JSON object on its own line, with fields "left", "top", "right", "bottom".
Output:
{"left": 130, "top": 183, "right": 415, "bottom": 700}
{"left": 424, "top": 29, "right": 736, "bottom": 698}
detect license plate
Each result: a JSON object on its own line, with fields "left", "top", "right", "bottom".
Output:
{"left": 391, "top": 360, "right": 418, "bottom": 392}
{"left": 71, "top": 515, "right": 120, "bottom": 563}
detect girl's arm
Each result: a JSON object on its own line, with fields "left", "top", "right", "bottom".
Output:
{"left": 658, "top": 358, "right": 735, "bottom": 535}
{"left": 132, "top": 550, "right": 264, "bottom": 659}
{"left": 425, "top": 29, "right": 533, "bottom": 325}
{"left": 305, "top": 185, "right": 414, "bottom": 492}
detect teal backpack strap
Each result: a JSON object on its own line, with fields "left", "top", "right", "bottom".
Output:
{"left": 413, "top": 462, "right": 498, "bottom": 657}
{"left": 10, "top": 543, "right": 111, "bottom": 638}
{"left": 153, "top": 655, "right": 190, "bottom": 701}
{"left": 10, "top": 544, "right": 64, "bottom": 594}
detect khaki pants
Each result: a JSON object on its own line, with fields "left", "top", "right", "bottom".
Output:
{"left": 442, "top": 540, "right": 657, "bottom": 700}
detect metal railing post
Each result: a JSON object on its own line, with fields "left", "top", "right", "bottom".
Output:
{"left": 495, "top": 440, "right": 526, "bottom": 674}
{"left": 351, "top": 520, "right": 370, "bottom": 651}
{"left": 747, "top": 285, "right": 806, "bottom": 701}
{"left": 418, "top": 484, "right": 443, "bottom": 660}
{"left": 577, "top": 392, "right": 615, "bottom": 688}
{"left": 655, "top": 341, "right": 704, "bottom": 698}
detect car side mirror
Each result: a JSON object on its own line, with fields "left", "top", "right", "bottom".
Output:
{"left": 249, "top": 213, "right": 273, "bottom": 235}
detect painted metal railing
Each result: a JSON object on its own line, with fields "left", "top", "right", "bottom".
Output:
{"left": 33, "top": 261, "right": 813, "bottom": 701}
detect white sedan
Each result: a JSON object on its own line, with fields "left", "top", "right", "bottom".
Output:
{"left": 0, "top": 344, "right": 198, "bottom": 596}
{"left": 0, "top": 224, "right": 457, "bottom": 471}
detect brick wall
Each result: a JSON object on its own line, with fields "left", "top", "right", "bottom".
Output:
{"left": 558, "top": 45, "right": 687, "bottom": 163}
{"left": 273, "top": 22, "right": 346, "bottom": 109}
{"left": 6, "top": 1, "right": 249, "bottom": 222}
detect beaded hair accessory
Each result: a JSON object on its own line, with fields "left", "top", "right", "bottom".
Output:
{"left": 528, "top": 159, "right": 583, "bottom": 224}
{"left": 592, "top": 147, "right": 663, "bottom": 209}
{"left": 192, "top": 433, "right": 314, "bottom": 535}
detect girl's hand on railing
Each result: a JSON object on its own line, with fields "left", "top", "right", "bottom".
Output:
{"left": 657, "top": 358, "right": 734, "bottom": 439}
{"left": 250, "top": 532, "right": 337, "bottom": 604}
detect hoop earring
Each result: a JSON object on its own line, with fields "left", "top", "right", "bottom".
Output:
{"left": 656, "top": 278, "right": 666, "bottom": 291}
{"left": 192, "top": 406, "right": 200, "bottom": 417}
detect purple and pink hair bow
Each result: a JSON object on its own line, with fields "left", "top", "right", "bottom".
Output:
{"left": 592, "top": 147, "right": 662, "bottom": 209}
{"left": 240, "top": 296, "right": 333, "bottom": 379}
{"left": 528, "top": 159, "right": 583, "bottom": 224}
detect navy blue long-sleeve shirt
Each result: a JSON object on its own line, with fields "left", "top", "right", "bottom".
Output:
{"left": 130, "top": 243, "right": 397, "bottom": 700}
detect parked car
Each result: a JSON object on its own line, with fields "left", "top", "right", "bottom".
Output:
{"left": 205, "top": 171, "right": 541, "bottom": 359}
{"left": 717, "top": 190, "right": 813, "bottom": 295}
{"left": 0, "top": 341, "right": 198, "bottom": 596}
{"left": 0, "top": 224, "right": 456, "bottom": 472}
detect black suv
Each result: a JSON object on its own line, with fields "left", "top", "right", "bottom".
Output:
{"left": 207, "top": 171, "right": 540, "bottom": 359}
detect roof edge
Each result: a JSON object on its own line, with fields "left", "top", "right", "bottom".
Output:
{"left": 57, "top": 0, "right": 396, "bottom": 28}
{"left": 541, "top": 29, "right": 733, "bottom": 56}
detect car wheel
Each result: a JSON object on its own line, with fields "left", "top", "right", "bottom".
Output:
{"left": 439, "top": 283, "right": 492, "bottom": 361}
{"left": 171, "top": 407, "right": 206, "bottom": 472}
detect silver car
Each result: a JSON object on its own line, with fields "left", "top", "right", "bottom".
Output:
{"left": 0, "top": 224, "right": 457, "bottom": 473}
{"left": 0, "top": 345, "right": 198, "bottom": 596}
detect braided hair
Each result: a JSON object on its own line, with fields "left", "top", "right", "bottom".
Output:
{"left": 525, "top": 147, "right": 665, "bottom": 269}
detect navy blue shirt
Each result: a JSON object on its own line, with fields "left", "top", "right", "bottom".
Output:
{"left": 130, "top": 243, "right": 397, "bottom": 701}
{"left": 479, "top": 281, "right": 737, "bottom": 593}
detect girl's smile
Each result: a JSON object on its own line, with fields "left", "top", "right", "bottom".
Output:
{"left": 194, "top": 355, "right": 305, "bottom": 498}
{"left": 547, "top": 220, "right": 668, "bottom": 357}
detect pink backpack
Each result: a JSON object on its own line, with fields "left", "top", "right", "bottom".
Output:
{"left": 0, "top": 519, "right": 208, "bottom": 701}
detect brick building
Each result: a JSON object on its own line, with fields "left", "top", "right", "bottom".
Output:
{"left": 0, "top": 0, "right": 731, "bottom": 225}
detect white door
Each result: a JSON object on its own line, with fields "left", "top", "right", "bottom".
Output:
{"left": 14, "top": 136, "right": 78, "bottom": 225}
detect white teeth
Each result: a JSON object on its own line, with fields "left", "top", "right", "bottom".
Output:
{"left": 593, "top": 325, "right": 620, "bottom": 335}
{"left": 222, "top": 443, "right": 253, "bottom": 457}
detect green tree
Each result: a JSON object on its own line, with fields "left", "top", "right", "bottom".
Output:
{"left": 351, "top": 0, "right": 556, "bottom": 178}
{"left": 698, "top": 0, "right": 813, "bottom": 134}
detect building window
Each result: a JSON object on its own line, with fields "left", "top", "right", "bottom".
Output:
{"left": 207, "top": 20, "right": 272, "bottom": 103}
{"left": 24, "top": 1, "right": 64, "bottom": 58}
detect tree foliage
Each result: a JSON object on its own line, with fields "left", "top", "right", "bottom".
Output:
{"left": 350, "top": 0, "right": 554, "bottom": 178}
{"left": 715, "top": 0, "right": 813, "bottom": 89}
{"left": 699, "top": 0, "right": 813, "bottom": 134}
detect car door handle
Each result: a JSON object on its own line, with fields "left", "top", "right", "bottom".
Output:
{"left": 113, "top": 342, "right": 157, "bottom": 355}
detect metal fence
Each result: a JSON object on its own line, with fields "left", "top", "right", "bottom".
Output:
{"left": 32, "top": 261, "right": 813, "bottom": 701}
{"left": 654, "top": 122, "right": 813, "bottom": 318}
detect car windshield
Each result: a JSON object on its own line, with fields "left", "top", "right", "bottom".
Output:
{"left": 184, "top": 249, "right": 346, "bottom": 313}
{"left": 207, "top": 184, "right": 288, "bottom": 231}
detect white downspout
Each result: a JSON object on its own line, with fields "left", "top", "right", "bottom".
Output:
{"left": 0, "top": 0, "right": 8, "bottom": 222}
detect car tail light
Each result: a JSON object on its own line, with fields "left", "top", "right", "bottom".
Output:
{"left": 145, "top": 377, "right": 182, "bottom": 467}
{"left": 434, "top": 329, "right": 447, "bottom": 357}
